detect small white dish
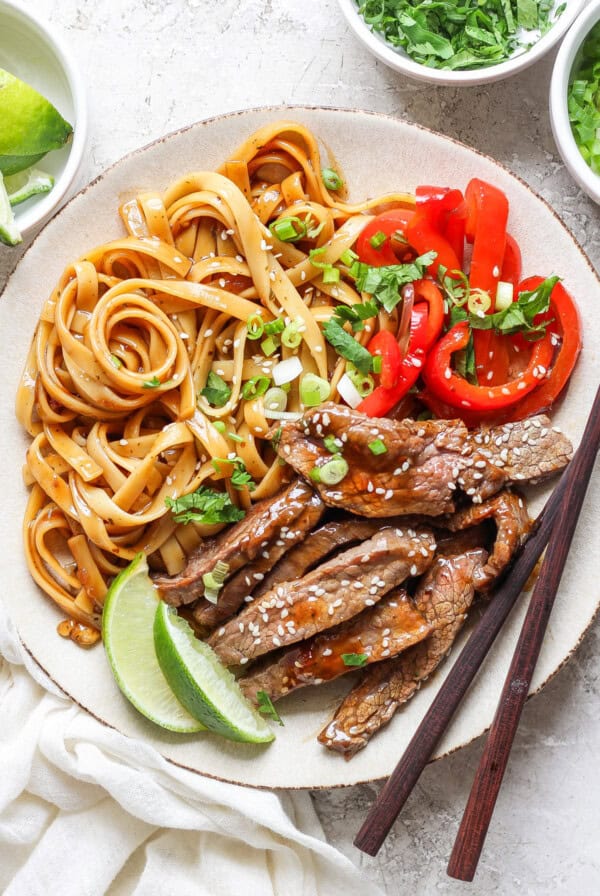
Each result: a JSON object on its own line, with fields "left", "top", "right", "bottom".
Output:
{"left": 0, "top": 0, "right": 87, "bottom": 240}
{"left": 550, "top": 0, "right": 600, "bottom": 204}
{"left": 337, "top": 0, "right": 587, "bottom": 86}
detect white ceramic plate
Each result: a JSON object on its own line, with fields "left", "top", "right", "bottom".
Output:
{"left": 1, "top": 107, "right": 599, "bottom": 790}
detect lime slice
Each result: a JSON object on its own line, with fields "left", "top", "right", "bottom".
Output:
{"left": 102, "top": 553, "right": 205, "bottom": 733}
{"left": 0, "top": 69, "right": 73, "bottom": 176}
{"left": 5, "top": 167, "right": 54, "bottom": 206}
{"left": 0, "top": 172, "right": 22, "bottom": 246}
{"left": 154, "top": 601, "right": 275, "bottom": 744}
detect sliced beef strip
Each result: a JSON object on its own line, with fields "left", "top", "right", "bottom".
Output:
{"left": 252, "top": 517, "right": 389, "bottom": 599}
{"left": 441, "top": 490, "right": 530, "bottom": 590}
{"left": 318, "top": 542, "right": 487, "bottom": 758}
{"left": 207, "top": 526, "right": 436, "bottom": 667}
{"left": 238, "top": 588, "right": 432, "bottom": 704}
{"left": 276, "top": 404, "right": 572, "bottom": 517}
{"left": 191, "top": 496, "right": 325, "bottom": 630}
{"left": 155, "top": 479, "right": 324, "bottom": 607}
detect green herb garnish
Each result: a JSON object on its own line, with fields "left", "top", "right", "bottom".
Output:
{"left": 200, "top": 370, "right": 232, "bottom": 407}
{"left": 142, "top": 376, "right": 162, "bottom": 389}
{"left": 568, "top": 20, "right": 600, "bottom": 175}
{"left": 468, "top": 275, "right": 559, "bottom": 340}
{"left": 212, "top": 455, "right": 256, "bottom": 492}
{"left": 331, "top": 300, "right": 379, "bottom": 332}
{"left": 322, "top": 318, "right": 375, "bottom": 375}
{"left": 341, "top": 653, "right": 369, "bottom": 667}
{"left": 322, "top": 167, "right": 344, "bottom": 191}
{"left": 357, "top": 0, "right": 563, "bottom": 72}
{"left": 165, "top": 487, "right": 245, "bottom": 525}
{"left": 256, "top": 690, "right": 284, "bottom": 725}
{"left": 368, "top": 438, "right": 387, "bottom": 455}
{"left": 351, "top": 251, "right": 436, "bottom": 313}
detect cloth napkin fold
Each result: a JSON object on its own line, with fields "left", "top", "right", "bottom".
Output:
{"left": 0, "top": 602, "right": 382, "bottom": 896}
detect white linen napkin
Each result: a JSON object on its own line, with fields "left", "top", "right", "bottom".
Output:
{"left": 0, "top": 601, "right": 382, "bottom": 896}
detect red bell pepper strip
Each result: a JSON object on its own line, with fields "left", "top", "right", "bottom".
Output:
{"left": 500, "top": 234, "right": 522, "bottom": 288}
{"left": 367, "top": 329, "right": 402, "bottom": 389}
{"left": 416, "top": 186, "right": 466, "bottom": 268}
{"left": 355, "top": 209, "right": 415, "bottom": 267}
{"left": 507, "top": 276, "right": 582, "bottom": 420}
{"left": 422, "top": 320, "right": 554, "bottom": 413}
{"left": 412, "top": 280, "right": 444, "bottom": 352}
{"left": 357, "top": 349, "right": 425, "bottom": 417}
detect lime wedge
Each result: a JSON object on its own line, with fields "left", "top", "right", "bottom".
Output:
{"left": 0, "top": 172, "right": 22, "bottom": 246}
{"left": 5, "top": 167, "right": 54, "bottom": 206}
{"left": 154, "top": 601, "right": 275, "bottom": 744}
{"left": 102, "top": 553, "right": 205, "bottom": 733}
{"left": 0, "top": 69, "right": 73, "bottom": 176}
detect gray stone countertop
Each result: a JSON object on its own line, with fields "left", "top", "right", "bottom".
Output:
{"left": 1, "top": 2, "right": 599, "bottom": 893}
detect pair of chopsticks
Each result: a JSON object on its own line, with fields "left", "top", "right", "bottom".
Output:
{"left": 355, "top": 383, "right": 600, "bottom": 880}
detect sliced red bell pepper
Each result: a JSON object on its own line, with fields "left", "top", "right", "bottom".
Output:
{"left": 367, "top": 329, "right": 402, "bottom": 389}
{"left": 357, "top": 349, "right": 425, "bottom": 417}
{"left": 507, "top": 276, "right": 582, "bottom": 420}
{"left": 500, "top": 234, "right": 522, "bottom": 288}
{"left": 412, "top": 280, "right": 444, "bottom": 352}
{"left": 416, "top": 186, "right": 466, "bottom": 269}
{"left": 422, "top": 320, "right": 554, "bottom": 413}
{"left": 355, "top": 209, "right": 415, "bottom": 267}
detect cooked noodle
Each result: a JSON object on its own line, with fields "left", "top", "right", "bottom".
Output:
{"left": 16, "top": 120, "right": 414, "bottom": 640}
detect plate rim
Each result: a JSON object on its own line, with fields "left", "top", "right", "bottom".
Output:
{"left": 4, "top": 103, "right": 600, "bottom": 790}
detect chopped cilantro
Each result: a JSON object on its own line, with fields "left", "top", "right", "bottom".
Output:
{"left": 351, "top": 251, "right": 436, "bottom": 313}
{"left": 322, "top": 318, "right": 375, "bottom": 375}
{"left": 468, "top": 275, "right": 559, "bottom": 340}
{"left": 212, "top": 455, "right": 256, "bottom": 492}
{"left": 256, "top": 690, "right": 284, "bottom": 725}
{"left": 341, "top": 653, "right": 369, "bottom": 667}
{"left": 357, "top": 0, "right": 563, "bottom": 72}
{"left": 200, "top": 371, "right": 232, "bottom": 408}
{"left": 165, "top": 487, "right": 245, "bottom": 525}
{"left": 331, "top": 300, "right": 379, "bottom": 332}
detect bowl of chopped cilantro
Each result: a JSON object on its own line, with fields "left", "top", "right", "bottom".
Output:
{"left": 550, "top": 0, "right": 600, "bottom": 203}
{"left": 338, "top": 0, "right": 586, "bottom": 85}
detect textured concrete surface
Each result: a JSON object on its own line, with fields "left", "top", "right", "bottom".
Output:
{"left": 1, "top": 1, "right": 599, "bottom": 892}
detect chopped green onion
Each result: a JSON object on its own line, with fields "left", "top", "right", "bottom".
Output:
{"left": 110, "top": 353, "right": 122, "bottom": 369}
{"left": 202, "top": 560, "right": 230, "bottom": 604}
{"left": 142, "top": 376, "right": 162, "bottom": 389}
{"left": 322, "top": 167, "right": 344, "bottom": 191}
{"left": 261, "top": 335, "right": 279, "bottom": 357}
{"left": 368, "top": 438, "right": 387, "bottom": 456}
{"left": 347, "top": 367, "right": 375, "bottom": 398}
{"left": 281, "top": 321, "right": 303, "bottom": 349}
{"left": 264, "top": 318, "right": 285, "bottom": 336}
{"left": 242, "top": 375, "right": 271, "bottom": 400}
{"left": 310, "top": 456, "right": 349, "bottom": 486}
{"left": 300, "top": 373, "right": 331, "bottom": 408}
{"left": 227, "top": 432, "right": 244, "bottom": 443}
{"left": 495, "top": 281, "right": 514, "bottom": 312}
{"left": 369, "top": 230, "right": 387, "bottom": 249}
{"left": 372, "top": 355, "right": 383, "bottom": 375}
{"left": 269, "top": 217, "right": 303, "bottom": 242}
{"left": 322, "top": 265, "right": 340, "bottom": 284}
{"left": 340, "top": 248, "right": 358, "bottom": 266}
{"left": 264, "top": 387, "right": 288, "bottom": 413}
{"left": 341, "top": 653, "right": 368, "bottom": 667}
{"left": 323, "top": 434, "right": 342, "bottom": 454}
{"left": 246, "top": 313, "right": 265, "bottom": 340}
{"left": 212, "top": 420, "right": 226, "bottom": 433}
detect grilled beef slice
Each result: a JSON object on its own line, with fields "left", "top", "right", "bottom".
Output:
{"left": 239, "top": 589, "right": 432, "bottom": 703}
{"left": 318, "top": 541, "right": 487, "bottom": 758}
{"left": 155, "top": 479, "right": 324, "bottom": 607}
{"left": 207, "top": 526, "right": 436, "bottom": 667}
{"left": 276, "top": 404, "right": 572, "bottom": 517}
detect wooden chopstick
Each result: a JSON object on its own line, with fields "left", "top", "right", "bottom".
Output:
{"left": 447, "top": 383, "right": 600, "bottom": 881}
{"left": 355, "top": 390, "right": 599, "bottom": 858}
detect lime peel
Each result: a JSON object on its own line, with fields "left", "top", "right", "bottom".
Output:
{"left": 5, "top": 167, "right": 54, "bottom": 206}
{"left": 102, "top": 553, "right": 205, "bottom": 733}
{"left": 0, "top": 172, "right": 22, "bottom": 247}
{"left": 154, "top": 601, "right": 275, "bottom": 744}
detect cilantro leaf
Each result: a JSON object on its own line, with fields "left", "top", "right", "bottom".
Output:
{"left": 469, "top": 275, "right": 559, "bottom": 339}
{"left": 200, "top": 371, "right": 231, "bottom": 408}
{"left": 322, "top": 318, "right": 375, "bottom": 375}
{"left": 352, "top": 251, "right": 436, "bottom": 313}
{"left": 256, "top": 690, "right": 284, "bottom": 725}
{"left": 165, "top": 487, "right": 245, "bottom": 525}
{"left": 341, "top": 653, "right": 369, "bottom": 667}
{"left": 212, "top": 456, "right": 256, "bottom": 492}
{"left": 332, "top": 300, "right": 379, "bottom": 332}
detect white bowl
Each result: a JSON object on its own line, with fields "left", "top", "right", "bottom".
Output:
{"left": 550, "top": 0, "right": 600, "bottom": 204}
{"left": 337, "top": 0, "right": 587, "bottom": 86}
{"left": 0, "top": 0, "right": 87, "bottom": 240}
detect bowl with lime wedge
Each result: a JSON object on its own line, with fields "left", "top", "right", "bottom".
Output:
{"left": 0, "top": 1, "right": 87, "bottom": 246}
